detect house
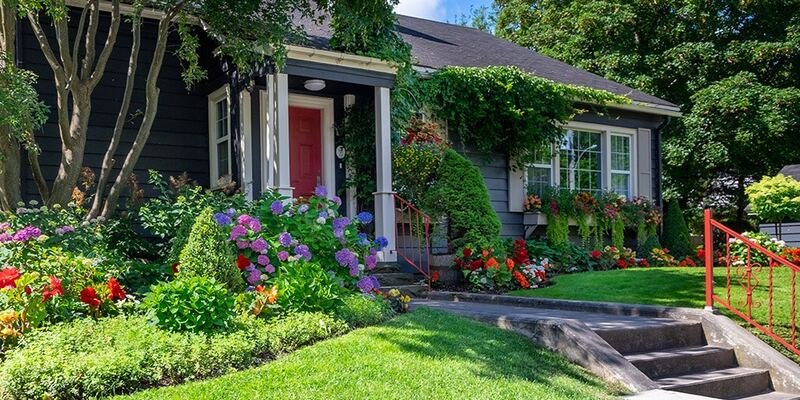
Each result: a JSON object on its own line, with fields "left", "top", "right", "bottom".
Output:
{"left": 14, "top": 4, "right": 679, "bottom": 263}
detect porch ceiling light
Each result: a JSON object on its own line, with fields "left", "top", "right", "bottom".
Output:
{"left": 304, "top": 79, "right": 326, "bottom": 91}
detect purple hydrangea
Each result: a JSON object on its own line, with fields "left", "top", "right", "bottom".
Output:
{"left": 335, "top": 249, "right": 356, "bottom": 267}
{"left": 225, "top": 208, "right": 237, "bottom": 216}
{"left": 277, "top": 251, "right": 289, "bottom": 261}
{"left": 12, "top": 226, "right": 41, "bottom": 242}
{"left": 375, "top": 236, "right": 389, "bottom": 249}
{"left": 250, "top": 238, "right": 268, "bottom": 253}
{"left": 270, "top": 200, "right": 284, "bottom": 215}
{"left": 314, "top": 185, "right": 328, "bottom": 197}
{"left": 357, "top": 233, "right": 370, "bottom": 246}
{"left": 333, "top": 217, "right": 349, "bottom": 230}
{"left": 247, "top": 268, "right": 262, "bottom": 285}
{"left": 357, "top": 276, "right": 380, "bottom": 293}
{"left": 365, "top": 254, "right": 378, "bottom": 270}
{"left": 236, "top": 240, "right": 250, "bottom": 249}
{"left": 349, "top": 263, "right": 361, "bottom": 277}
{"left": 332, "top": 196, "right": 342, "bottom": 206}
{"left": 369, "top": 248, "right": 378, "bottom": 256}
{"left": 278, "top": 232, "right": 293, "bottom": 247}
{"left": 213, "top": 212, "right": 232, "bottom": 226}
{"left": 0, "top": 233, "right": 11, "bottom": 243}
{"left": 265, "top": 264, "right": 276, "bottom": 274}
{"left": 249, "top": 219, "right": 261, "bottom": 233}
{"left": 0, "top": 222, "right": 9, "bottom": 232}
{"left": 356, "top": 212, "right": 374, "bottom": 224}
{"left": 229, "top": 225, "right": 247, "bottom": 241}
{"left": 319, "top": 211, "right": 328, "bottom": 219}
{"left": 237, "top": 214, "right": 253, "bottom": 226}
{"left": 54, "top": 225, "right": 74, "bottom": 236}
{"left": 257, "top": 255, "right": 270, "bottom": 266}
{"left": 298, "top": 204, "right": 310, "bottom": 214}
{"left": 294, "top": 244, "right": 312, "bottom": 261}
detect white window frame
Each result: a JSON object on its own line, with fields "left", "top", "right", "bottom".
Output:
{"left": 522, "top": 121, "right": 637, "bottom": 199}
{"left": 208, "top": 85, "right": 232, "bottom": 189}
{"left": 609, "top": 133, "right": 634, "bottom": 198}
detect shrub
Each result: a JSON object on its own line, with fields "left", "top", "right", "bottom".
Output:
{"left": 662, "top": 200, "right": 692, "bottom": 259}
{"left": 143, "top": 277, "right": 235, "bottom": 333}
{"left": 425, "top": 149, "right": 500, "bottom": 249}
{"left": 638, "top": 234, "right": 662, "bottom": 260}
{"left": 178, "top": 207, "right": 244, "bottom": 292}
{"left": 272, "top": 261, "right": 346, "bottom": 314}
{"left": 0, "top": 312, "right": 348, "bottom": 399}
{"left": 334, "top": 294, "right": 393, "bottom": 328}
{"left": 746, "top": 174, "right": 800, "bottom": 223}
{"left": 393, "top": 141, "right": 446, "bottom": 208}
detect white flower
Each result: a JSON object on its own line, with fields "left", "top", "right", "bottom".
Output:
{"left": 28, "top": 200, "right": 38, "bottom": 206}
{"left": 316, "top": 217, "right": 326, "bottom": 224}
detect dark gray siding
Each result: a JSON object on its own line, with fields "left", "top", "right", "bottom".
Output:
{"left": 18, "top": 9, "right": 221, "bottom": 201}
{"left": 457, "top": 107, "right": 668, "bottom": 238}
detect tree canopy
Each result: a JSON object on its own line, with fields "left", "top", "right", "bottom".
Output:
{"left": 494, "top": 0, "right": 800, "bottom": 222}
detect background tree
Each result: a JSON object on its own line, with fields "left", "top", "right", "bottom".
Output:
{"left": 1, "top": 0, "right": 393, "bottom": 218}
{"left": 493, "top": 0, "right": 800, "bottom": 224}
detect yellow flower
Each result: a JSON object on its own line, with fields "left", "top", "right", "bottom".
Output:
{"left": 0, "top": 327, "right": 17, "bottom": 338}
{"left": 388, "top": 288, "right": 400, "bottom": 297}
{"left": 0, "top": 310, "right": 18, "bottom": 325}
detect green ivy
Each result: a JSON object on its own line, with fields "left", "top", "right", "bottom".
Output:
{"left": 337, "top": 105, "right": 376, "bottom": 205}
{"left": 423, "top": 66, "right": 628, "bottom": 164}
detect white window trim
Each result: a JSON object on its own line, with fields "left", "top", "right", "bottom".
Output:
{"left": 208, "top": 85, "right": 232, "bottom": 189}
{"left": 521, "top": 121, "right": 638, "bottom": 200}
{"left": 287, "top": 93, "right": 336, "bottom": 197}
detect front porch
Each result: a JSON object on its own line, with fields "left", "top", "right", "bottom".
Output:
{"left": 211, "top": 50, "right": 399, "bottom": 262}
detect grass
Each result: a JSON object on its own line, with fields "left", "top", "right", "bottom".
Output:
{"left": 510, "top": 267, "right": 799, "bottom": 363}
{"left": 115, "top": 308, "right": 622, "bottom": 400}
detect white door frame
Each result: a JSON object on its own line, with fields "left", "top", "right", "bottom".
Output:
{"left": 287, "top": 93, "right": 336, "bottom": 197}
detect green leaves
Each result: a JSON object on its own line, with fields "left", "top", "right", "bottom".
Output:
{"left": 423, "top": 66, "right": 626, "bottom": 164}
{"left": 747, "top": 174, "right": 800, "bottom": 223}
{"left": 0, "top": 52, "right": 48, "bottom": 153}
{"left": 144, "top": 276, "right": 235, "bottom": 333}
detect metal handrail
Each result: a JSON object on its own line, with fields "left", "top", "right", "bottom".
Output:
{"left": 394, "top": 194, "right": 432, "bottom": 288}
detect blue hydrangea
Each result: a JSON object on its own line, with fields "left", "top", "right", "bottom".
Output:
{"left": 294, "top": 244, "right": 312, "bottom": 261}
{"left": 356, "top": 211, "right": 373, "bottom": 224}
{"left": 270, "top": 200, "right": 284, "bottom": 215}
{"left": 314, "top": 185, "right": 327, "bottom": 197}
{"left": 376, "top": 236, "right": 389, "bottom": 249}
{"left": 213, "top": 212, "right": 232, "bottom": 226}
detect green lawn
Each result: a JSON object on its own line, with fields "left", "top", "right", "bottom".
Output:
{"left": 510, "top": 267, "right": 799, "bottom": 363}
{"left": 116, "top": 308, "right": 621, "bottom": 400}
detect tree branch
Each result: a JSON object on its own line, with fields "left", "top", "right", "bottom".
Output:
{"left": 53, "top": 10, "right": 76, "bottom": 83}
{"left": 89, "top": 16, "right": 140, "bottom": 219}
{"left": 71, "top": 2, "right": 90, "bottom": 78}
{"left": 81, "top": 0, "right": 99, "bottom": 81}
{"left": 100, "top": 16, "right": 172, "bottom": 218}
{"left": 27, "top": 148, "right": 50, "bottom": 204}
{"left": 88, "top": 0, "right": 120, "bottom": 89}
{"left": 26, "top": 13, "right": 65, "bottom": 79}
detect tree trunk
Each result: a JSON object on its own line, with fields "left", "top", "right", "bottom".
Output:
{"left": 0, "top": 0, "right": 22, "bottom": 210}
{"left": 48, "top": 93, "right": 92, "bottom": 206}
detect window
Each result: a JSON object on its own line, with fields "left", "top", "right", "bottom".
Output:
{"left": 559, "top": 129, "right": 602, "bottom": 194}
{"left": 209, "top": 87, "right": 231, "bottom": 187}
{"left": 610, "top": 133, "right": 632, "bottom": 197}
{"left": 527, "top": 147, "right": 553, "bottom": 196}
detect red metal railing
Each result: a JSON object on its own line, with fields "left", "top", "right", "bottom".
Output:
{"left": 394, "top": 194, "right": 431, "bottom": 287}
{"left": 704, "top": 209, "right": 799, "bottom": 357}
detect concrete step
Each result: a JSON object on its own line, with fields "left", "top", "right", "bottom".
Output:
{"left": 372, "top": 272, "right": 418, "bottom": 286}
{"left": 382, "top": 284, "right": 428, "bottom": 298}
{"left": 738, "top": 392, "right": 800, "bottom": 400}
{"left": 626, "top": 345, "right": 737, "bottom": 380}
{"left": 593, "top": 320, "right": 705, "bottom": 355}
{"left": 654, "top": 367, "right": 771, "bottom": 399}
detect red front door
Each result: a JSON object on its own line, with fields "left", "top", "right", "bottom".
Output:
{"left": 289, "top": 106, "right": 322, "bottom": 197}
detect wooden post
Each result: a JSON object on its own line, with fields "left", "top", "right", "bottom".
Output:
{"left": 705, "top": 209, "right": 715, "bottom": 311}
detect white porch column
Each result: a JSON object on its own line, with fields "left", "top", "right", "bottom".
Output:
{"left": 343, "top": 94, "right": 358, "bottom": 215}
{"left": 275, "top": 73, "right": 292, "bottom": 197}
{"left": 239, "top": 90, "right": 254, "bottom": 200}
{"left": 374, "top": 86, "right": 397, "bottom": 262}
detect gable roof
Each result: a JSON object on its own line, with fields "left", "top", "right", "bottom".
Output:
{"left": 779, "top": 165, "right": 800, "bottom": 181}
{"left": 297, "top": 13, "right": 679, "bottom": 112}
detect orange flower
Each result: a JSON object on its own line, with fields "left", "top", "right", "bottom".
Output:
{"left": 506, "top": 258, "right": 515, "bottom": 271}
{"left": 485, "top": 258, "right": 499, "bottom": 269}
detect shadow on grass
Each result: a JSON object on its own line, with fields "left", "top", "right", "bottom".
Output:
{"left": 374, "top": 308, "right": 623, "bottom": 397}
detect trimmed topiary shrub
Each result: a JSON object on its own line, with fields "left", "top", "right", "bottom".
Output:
{"left": 425, "top": 149, "right": 501, "bottom": 249}
{"left": 144, "top": 277, "right": 236, "bottom": 333}
{"left": 662, "top": 200, "right": 692, "bottom": 259}
{"left": 178, "top": 207, "right": 244, "bottom": 292}
{"left": 638, "top": 233, "right": 662, "bottom": 260}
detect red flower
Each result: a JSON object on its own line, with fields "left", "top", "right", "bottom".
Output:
{"left": 236, "top": 254, "right": 252, "bottom": 270}
{"left": 431, "top": 271, "right": 440, "bottom": 283}
{"left": 171, "top": 262, "right": 180, "bottom": 274}
{"left": 0, "top": 267, "right": 21, "bottom": 289}
{"left": 80, "top": 287, "right": 101, "bottom": 309}
{"left": 506, "top": 258, "right": 515, "bottom": 271}
{"left": 481, "top": 249, "right": 489, "bottom": 258}
{"left": 696, "top": 247, "right": 706, "bottom": 260}
{"left": 679, "top": 257, "right": 697, "bottom": 267}
{"left": 463, "top": 248, "right": 473, "bottom": 258}
{"left": 616, "top": 259, "right": 629, "bottom": 269}
{"left": 469, "top": 260, "right": 483, "bottom": 271}
{"left": 637, "top": 259, "right": 650, "bottom": 268}
{"left": 590, "top": 250, "right": 602, "bottom": 260}
{"left": 24, "top": 286, "right": 31, "bottom": 295}
{"left": 107, "top": 277, "right": 126, "bottom": 301}
{"left": 42, "top": 276, "right": 64, "bottom": 302}
{"left": 485, "top": 258, "right": 499, "bottom": 270}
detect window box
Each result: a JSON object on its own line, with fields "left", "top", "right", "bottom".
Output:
{"left": 523, "top": 211, "right": 596, "bottom": 227}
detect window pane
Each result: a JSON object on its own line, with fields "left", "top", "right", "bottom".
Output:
{"left": 217, "top": 99, "right": 228, "bottom": 139}
{"left": 527, "top": 166, "right": 551, "bottom": 196}
{"left": 611, "top": 173, "right": 630, "bottom": 197}
{"left": 217, "top": 140, "right": 229, "bottom": 177}
{"left": 533, "top": 146, "right": 553, "bottom": 165}
{"left": 559, "top": 129, "right": 602, "bottom": 193}
{"left": 610, "top": 135, "right": 631, "bottom": 171}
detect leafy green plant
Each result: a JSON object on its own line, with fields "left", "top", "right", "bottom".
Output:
{"left": 272, "top": 261, "right": 345, "bottom": 314}
{"left": 144, "top": 277, "right": 235, "bottom": 333}
{"left": 393, "top": 141, "right": 446, "bottom": 208}
{"left": 662, "top": 200, "right": 692, "bottom": 259}
{"left": 746, "top": 174, "right": 800, "bottom": 223}
{"left": 178, "top": 207, "right": 244, "bottom": 292}
{"left": 265, "top": 312, "right": 349, "bottom": 355}
{"left": 425, "top": 149, "right": 501, "bottom": 249}
{"left": 337, "top": 105, "right": 377, "bottom": 204}
{"left": 334, "top": 294, "right": 393, "bottom": 328}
